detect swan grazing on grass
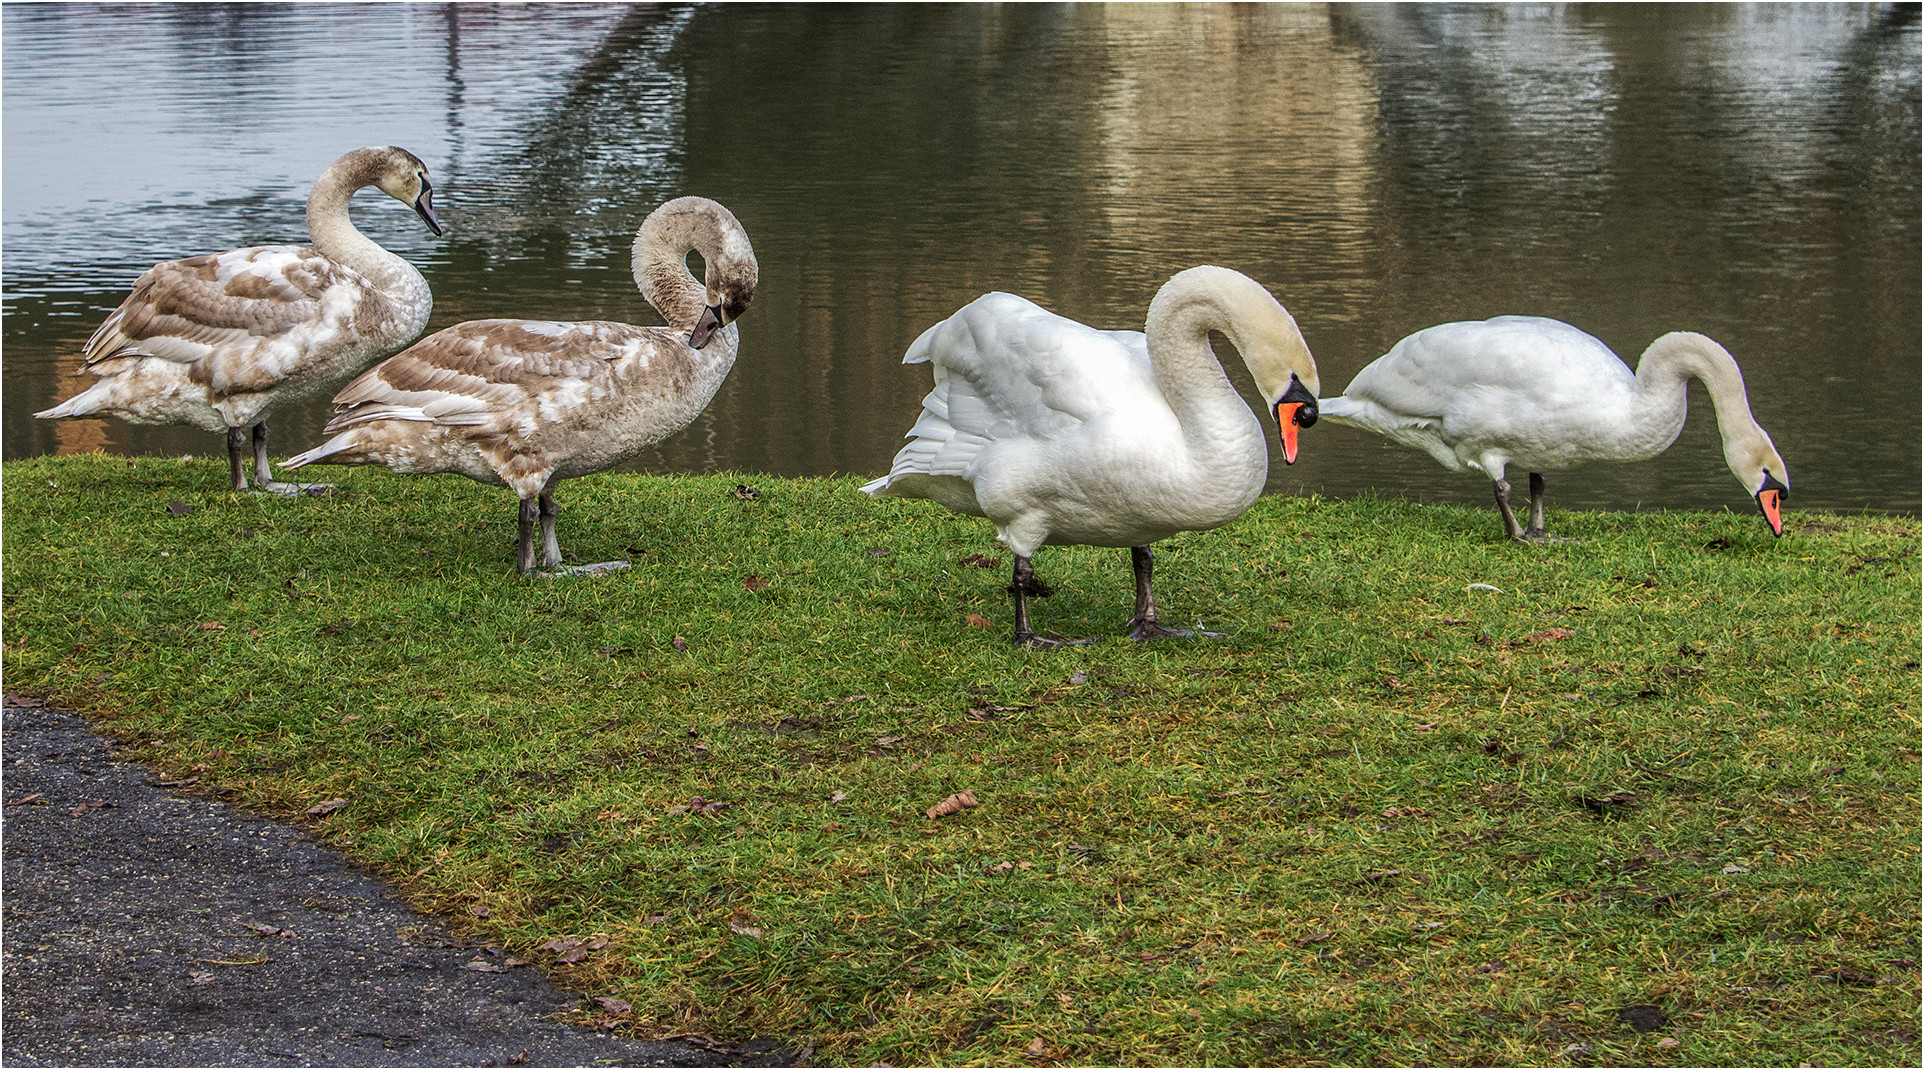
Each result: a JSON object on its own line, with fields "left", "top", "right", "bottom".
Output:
{"left": 283, "top": 196, "right": 756, "bottom": 575}
{"left": 1317, "top": 316, "right": 1789, "bottom": 541}
{"left": 34, "top": 147, "right": 442, "bottom": 493}
{"left": 862, "top": 266, "right": 1321, "bottom": 647}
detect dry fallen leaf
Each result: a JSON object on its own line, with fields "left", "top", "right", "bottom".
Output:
{"left": 1505, "top": 627, "right": 1574, "bottom": 648}
{"left": 1024, "top": 1038, "right": 1048, "bottom": 1059}
{"left": 466, "top": 959, "right": 506, "bottom": 973}
{"left": 6, "top": 793, "right": 45, "bottom": 807}
{"left": 197, "top": 621, "right": 226, "bottom": 631}
{"left": 594, "top": 996, "right": 632, "bottom": 1014}
{"left": 926, "top": 789, "right": 979, "bottom": 819}
{"left": 742, "top": 574, "right": 770, "bottom": 591}
{"left": 959, "top": 553, "right": 1001, "bottom": 569}
{"left": 1295, "top": 930, "right": 1334, "bottom": 946}
{"left": 964, "top": 613, "right": 995, "bottom": 628}
{"left": 727, "top": 909, "right": 764, "bottom": 938}
{"left": 68, "top": 800, "right": 113, "bottom": 817}
{"left": 306, "top": 798, "right": 347, "bottom": 817}
{"left": 671, "top": 636, "right": 688, "bottom": 652}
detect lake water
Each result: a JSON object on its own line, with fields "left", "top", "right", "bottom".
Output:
{"left": 5, "top": 3, "right": 1918, "bottom": 515}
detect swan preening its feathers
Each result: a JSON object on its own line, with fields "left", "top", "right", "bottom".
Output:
{"left": 863, "top": 266, "right": 1320, "bottom": 647}
{"left": 34, "top": 147, "right": 442, "bottom": 492}
{"left": 1318, "top": 316, "right": 1789, "bottom": 541}
{"left": 283, "top": 196, "right": 757, "bottom": 575}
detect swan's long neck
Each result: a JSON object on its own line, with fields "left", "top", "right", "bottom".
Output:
{"left": 304, "top": 159, "right": 423, "bottom": 297}
{"left": 1142, "top": 290, "right": 1255, "bottom": 451}
{"left": 631, "top": 198, "right": 756, "bottom": 337}
{"left": 1631, "top": 332, "right": 1776, "bottom": 470}
{"left": 1142, "top": 267, "right": 1318, "bottom": 457}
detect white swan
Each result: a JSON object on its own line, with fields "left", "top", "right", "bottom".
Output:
{"left": 33, "top": 146, "right": 442, "bottom": 493}
{"left": 862, "top": 265, "right": 1321, "bottom": 647}
{"left": 283, "top": 196, "right": 756, "bottom": 575}
{"left": 1318, "top": 316, "right": 1790, "bottom": 541}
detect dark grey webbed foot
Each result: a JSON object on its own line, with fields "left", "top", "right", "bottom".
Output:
{"left": 1012, "top": 629, "right": 1097, "bottom": 649}
{"left": 1125, "top": 617, "right": 1223, "bottom": 642}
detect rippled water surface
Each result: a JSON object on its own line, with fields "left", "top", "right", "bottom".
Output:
{"left": 6, "top": 3, "right": 1918, "bottom": 514}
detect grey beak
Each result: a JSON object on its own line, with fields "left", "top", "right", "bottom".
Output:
{"left": 687, "top": 304, "right": 725, "bottom": 349}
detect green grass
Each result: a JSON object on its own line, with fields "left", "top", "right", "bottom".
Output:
{"left": 5, "top": 452, "right": 1919, "bottom": 1067}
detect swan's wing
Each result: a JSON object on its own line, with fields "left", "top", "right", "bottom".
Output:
{"left": 1342, "top": 316, "right": 1628, "bottom": 418}
{"left": 887, "top": 292, "right": 1161, "bottom": 481}
{"left": 324, "top": 320, "right": 639, "bottom": 437}
{"left": 81, "top": 245, "right": 390, "bottom": 397}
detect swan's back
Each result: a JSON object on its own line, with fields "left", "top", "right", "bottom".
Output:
{"left": 875, "top": 292, "right": 1167, "bottom": 489}
{"left": 1341, "top": 316, "right": 1630, "bottom": 422}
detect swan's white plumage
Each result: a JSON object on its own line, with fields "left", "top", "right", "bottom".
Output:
{"left": 864, "top": 266, "right": 1320, "bottom": 643}
{"left": 1320, "top": 315, "right": 1789, "bottom": 538}
{"left": 33, "top": 147, "right": 440, "bottom": 490}
{"left": 283, "top": 196, "right": 757, "bottom": 573}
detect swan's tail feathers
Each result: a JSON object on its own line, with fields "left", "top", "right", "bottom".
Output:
{"left": 859, "top": 474, "right": 891, "bottom": 496}
{"left": 33, "top": 389, "right": 103, "bottom": 420}
{"left": 282, "top": 432, "right": 362, "bottom": 471}
{"left": 1312, "top": 395, "right": 1366, "bottom": 425}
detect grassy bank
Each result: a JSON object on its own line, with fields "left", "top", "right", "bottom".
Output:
{"left": 5, "top": 453, "right": 1918, "bottom": 1066}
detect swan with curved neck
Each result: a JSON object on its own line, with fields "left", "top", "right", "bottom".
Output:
{"left": 863, "top": 265, "right": 1320, "bottom": 647}
{"left": 283, "top": 195, "right": 757, "bottom": 575}
{"left": 1318, "top": 316, "right": 1789, "bottom": 541}
{"left": 34, "top": 146, "right": 442, "bottom": 493}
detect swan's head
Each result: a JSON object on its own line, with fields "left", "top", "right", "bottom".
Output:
{"left": 347, "top": 146, "right": 442, "bottom": 236}
{"left": 689, "top": 249, "right": 757, "bottom": 349}
{"left": 1730, "top": 438, "right": 1790, "bottom": 537}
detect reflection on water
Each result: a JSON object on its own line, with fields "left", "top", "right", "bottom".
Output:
{"left": 5, "top": 3, "right": 1917, "bottom": 513}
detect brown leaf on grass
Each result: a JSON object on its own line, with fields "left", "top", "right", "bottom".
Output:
{"left": 986, "top": 861, "right": 1015, "bottom": 874}
{"left": 742, "top": 574, "right": 770, "bottom": 591}
{"left": 3, "top": 693, "right": 49, "bottom": 708}
{"left": 1362, "top": 869, "right": 1401, "bottom": 883}
{"left": 594, "top": 996, "right": 632, "bottom": 1014}
{"left": 874, "top": 735, "right": 904, "bottom": 746}
{"left": 668, "top": 796, "right": 730, "bottom": 816}
{"left": 306, "top": 798, "right": 347, "bottom": 817}
{"left": 541, "top": 937, "right": 582, "bottom": 955}
{"left": 1295, "top": 930, "right": 1335, "bottom": 946}
{"left": 596, "top": 645, "right": 634, "bottom": 657}
{"left": 727, "top": 909, "right": 763, "bottom": 938}
{"left": 830, "top": 791, "right": 849, "bottom": 803}
{"left": 468, "top": 905, "right": 491, "bottom": 918}
{"left": 671, "top": 636, "right": 688, "bottom": 652}
{"left": 1381, "top": 807, "right": 1428, "bottom": 820}
{"left": 585, "top": 936, "right": 609, "bottom": 951}
{"left": 1024, "top": 1038, "right": 1048, "bottom": 1059}
{"left": 6, "top": 793, "right": 45, "bottom": 807}
{"left": 1504, "top": 627, "right": 1573, "bottom": 648}
{"left": 1412, "top": 722, "right": 1438, "bottom": 733}
{"left": 964, "top": 613, "right": 995, "bottom": 628}
{"left": 926, "top": 789, "right": 978, "bottom": 819}
{"left": 959, "top": 553, "right": 1001, "bottom": 569}
{"left": 167, "top": 500, "right": 194, "bottom": 516}
{"left": 1476, "top": 958, "right": 1509, "bottom": 974}
{"left": 197, "top": 621, "right": 226, "bottom": 631}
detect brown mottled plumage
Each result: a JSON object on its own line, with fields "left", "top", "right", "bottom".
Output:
{"left": 34, "top": 147, "right": 443, "bottom": 492}
{"left": 283, "top": 196, "right": 757, "bottom": 575}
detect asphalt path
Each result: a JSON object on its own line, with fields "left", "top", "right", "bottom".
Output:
{"left": 1, "top": 698, "right": 789, "bottom": 1068}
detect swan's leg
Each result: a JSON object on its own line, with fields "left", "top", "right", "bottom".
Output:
{"left": 516, "top": 495, "right": 541, "bottom": 575}
{"left": 225, "top": 426, "right": 251, "bottom": 492}
{"left": 538, "top": 486, "right": 564, "bottom": 568}
{"left": 1522, "top": 472, "right": 1550, "bottom": 540}
{"left": 1493, "top": 478, "right": 1531, "bottom": 542}
{"left": 1009, "top": 555, "right": 1091, "bottom": 649}
{"left": 252, "top": 423, "right": 275, "bottom": 488}
{"left": 1125, "top": 546, "right": 1217, "bottom": 640}
{"left": 256, "top": 422, "right": 334, "bottom": 496}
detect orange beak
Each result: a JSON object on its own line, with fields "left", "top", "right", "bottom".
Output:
{"left": 1276, "top": 402, "right": 1305, "bottom": 464}
{"left": 1756, "top": 488, "right": 1784, "bottom": 537}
